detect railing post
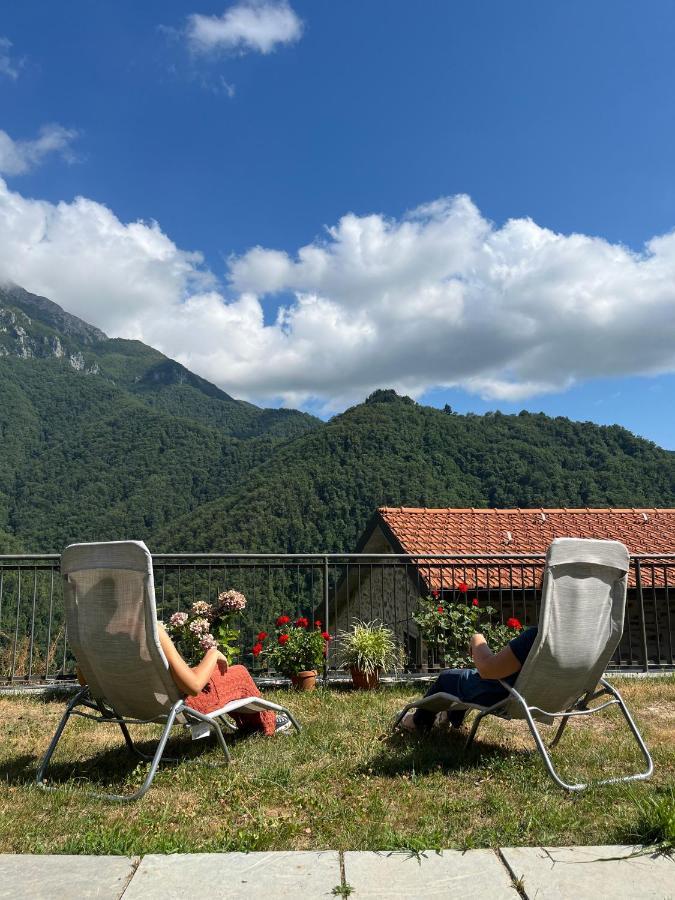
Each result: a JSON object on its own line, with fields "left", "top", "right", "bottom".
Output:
{"left": 323, "top": 555, "right": 330, "bottom": 680}
{"left": 635, "top": 559, "right": 649, "bottom": 673}
{"left": 323, "top": 555, "right": 330, "bottom": 631}
{"left": 11, "top": 566, "right": 21, "bottom": 683}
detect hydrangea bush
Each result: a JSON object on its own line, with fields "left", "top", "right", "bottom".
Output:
{"left": 413, "top": 588, "right": 523, "bottom": 668}
{"left": 165, "top": 589, "right": 246, "bottom": 665}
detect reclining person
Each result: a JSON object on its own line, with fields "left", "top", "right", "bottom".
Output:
{"left": 157, "top": 623, "right": 292, "bottom": 735}
{"left": 402, "top": 624, "right": 538, "bottom": 733}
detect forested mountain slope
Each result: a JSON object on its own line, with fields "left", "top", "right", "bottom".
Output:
{"left": 0, "top": 284, "right": 318, "bottom": 551}
{"left": 2, "top": 285, "right": 673, "bottom": 555}
{"left": 158, "top": 390, "right": 675, "bottom": 553}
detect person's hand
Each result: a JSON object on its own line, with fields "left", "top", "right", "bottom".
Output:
{"left": 215, "top": 651, "right": 229, "bottom": 673}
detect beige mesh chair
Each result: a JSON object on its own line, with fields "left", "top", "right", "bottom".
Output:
{"left": 37, "top": 540, "right": 300, "bottom": 801}
{"left": 394, "top": 538, "right": 653, "bottom": 791}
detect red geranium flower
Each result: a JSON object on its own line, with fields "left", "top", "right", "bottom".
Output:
{"left": 507, "top": 617, "right": 522, "bottom": 630}
{"left": 437, "top": 606, "right": 444, "bottom": 614}
{"left": 256, "top": 631, "right": 268, "bottom": 641}
{"left": 431, "top": 589, "right": 440, "bottom": 599}
{"left": 276, "top": 615, "right": 290, "bottom": 626}
{"left": 321, "top": 631, "right": 332, "bottom": 641}
{"left": 472, "top": 598, "right": 479, "bottom": 607}
{"left": 314, "top": 619, "right": 322, "bottom": 628}
{"left": 458, "top": 581, "right": 469, "bottom": 593}
{"left": 295, "top": 616, "right": 309, "bottom": 628}
{"left": 252, "top": 642, "right": 263, "bottom": 656}
{"left": 278, "top": 633, "right": 290, "bottom": 645}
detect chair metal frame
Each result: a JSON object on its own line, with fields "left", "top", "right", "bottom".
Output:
{"left": 394, "top": 676, "right": 653, "bottom": 792}
{"left": 37, "top": 685, "right": 301, "bottom": 802}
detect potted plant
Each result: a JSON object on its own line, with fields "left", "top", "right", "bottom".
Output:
{"left": 338, "top": 620, "right": 405, "bottom": 689}
{"left": 165, "top": 589, "right": 246, "bottom": 664}
{"left": 253, "top": 615, "right": 331, "bottom": 690}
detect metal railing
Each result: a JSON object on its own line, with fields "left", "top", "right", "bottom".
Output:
{"left": 1, "top": 552, "right": 674, "bottom": 684}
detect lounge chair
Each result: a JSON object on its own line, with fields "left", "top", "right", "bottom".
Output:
{"left": 394, "top": 538, "right": 653, "bottom": 791}
{"left": 36, "top": 540, "right": 300, "bottom": 801}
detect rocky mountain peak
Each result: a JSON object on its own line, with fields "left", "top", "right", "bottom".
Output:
{"left": 0, "top": 284, "right": 103, "bottom": 372}
{"left": 0, "top": 284, "right": 107, "bottom": 344}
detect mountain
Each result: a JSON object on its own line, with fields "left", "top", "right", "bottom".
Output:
{"left": 0, "top": 284, "right": 319, "bottom": 551}
{"left": 158, "top": 389, "right": 675, "bottom": 553}
{"left": 1, "top": 285, "right": 674, "bottom": 557}
{"left": 0, "top": 283, "right": 317, "bottom": 440}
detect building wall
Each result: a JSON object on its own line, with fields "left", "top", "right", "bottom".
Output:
{"left": 330, "top": 527, "right": 426, "bottom": 667}
{"left": 331, "top": 528, "right": 675, "bottom": 670}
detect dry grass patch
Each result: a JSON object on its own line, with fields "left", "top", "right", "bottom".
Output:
{"left": 0, "top": 677, "right": 673, "bottom": 854}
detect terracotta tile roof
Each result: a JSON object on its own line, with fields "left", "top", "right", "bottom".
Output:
{"left": 376, "top": 507, "right": 675, "bottom": 589}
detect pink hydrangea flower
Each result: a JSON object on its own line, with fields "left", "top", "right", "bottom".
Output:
{"left": 189, "top": 616, "right": 210, "bottom": 636}
{"left": 199, "top": 634, "right": 218, "bottom": 652}
{"left": 191, "top": 600, "right": 211, "bottom": 617}
{"left": 217, "top": 589, "right": 247, "bottom": 612}
{"left": 169, "top": 611, "right": 188, "bottom": 627}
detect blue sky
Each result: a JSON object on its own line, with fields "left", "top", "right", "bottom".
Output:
{"left": 1, "top": 1, "right": 675, "bottom": 448}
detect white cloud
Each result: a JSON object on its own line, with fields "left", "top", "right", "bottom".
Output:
{"left": 1, "top": 178, "right": 675, "bottom": 412}
{"left": 0, "top": 178, "right": 210, "bottom": 337}
{"left": 187, "top": 1, "right": 303, "bottom": 55}
{"left": 0, "top": 37, "right": 20, "bottom": 80}
{"left": 0, "top": 125, "right": 79, "bottom": 176}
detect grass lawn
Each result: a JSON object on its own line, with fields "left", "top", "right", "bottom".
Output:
{"left": 0, "top": 677, "right": 673, "bottom": 855}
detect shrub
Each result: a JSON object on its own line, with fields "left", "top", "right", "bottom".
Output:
{"left": 254, "top": 615, "right": 330, "bottom": 676}
{"left": 338, "top": 620, "right": 406, "bottom": 675}
{"left": 413, "top": 594, "right": 522, "bottom": 667}
{"left": 164, "top": 590, "right": 245, "bottom": 665}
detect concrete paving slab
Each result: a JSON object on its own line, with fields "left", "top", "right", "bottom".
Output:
{"left": 343, "top": 850, "right": 516, "bottom": 898}
{"left": 0, "top": 854, "right": 138, "bottom": 900}
{"left": 501, "top": 845, "right": 675, "bottom": 900}
{"left": 123, "top": 851, "right": 341, "bottom": 899}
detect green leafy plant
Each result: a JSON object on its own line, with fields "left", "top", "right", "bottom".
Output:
{"left": 254, "top": 615, "right": 330, "bottom": 677}
{"left": 338, "top": 620, "right": 406, "bottom": 675}
{"left": 413, "top": 590, "right": 522, "bottom": 668}
{"left": 164, "top": 590, "right": 246, "bottom": 665}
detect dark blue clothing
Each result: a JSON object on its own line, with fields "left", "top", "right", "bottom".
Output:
{"left": 507, "top": 626, "right": 538, "bottom": 670}
{"left": 413, "top": 627, "right": 538, "bottom": 731}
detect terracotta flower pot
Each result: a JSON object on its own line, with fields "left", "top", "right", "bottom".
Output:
{"left": 290, "top": 670, "right": 317, "bottom": 691}
{"left": 350, "top": 666, "right": 380, "bottom": 690}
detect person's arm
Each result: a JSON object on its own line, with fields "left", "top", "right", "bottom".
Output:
{"left": 470, "top": 633, "right": 522, "bottom": 680}
{"left": 158, "top": 623, "right": 228, "bottom": 697}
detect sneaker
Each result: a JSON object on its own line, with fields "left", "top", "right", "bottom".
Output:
{"left": 274, "top": 713, "right": 293, "bottom": 734}
{"left": 398, "top": 710, "right": 418, "bottom": 733}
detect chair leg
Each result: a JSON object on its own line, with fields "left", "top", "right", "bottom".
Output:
{"left": 120, "top": 705, "right": 183, "bottom": 802}
{"left": 184, "top": 708, "right": 231, "bottom": 763}
{"left": 464, "top": 709, "right": 486, "bottom": 750}
{"left": 86, "top": 703, "right": 186, "bottom": 802}
{"left": 281, "top": 706, "right": 302, "bottom": 733}
{"left": 118, "top": 721, "right": 137, "bottom": 754}
{"left": 519, "top": 704, "right": 584, "bottom": 791}
{"left": 518, "top": 687, "right": 653, "bottom": 792}
{"left": 38, "top": 700, "right": 187, "bottom": 802}
{"left": 599, "top": 678, "right": 654, "bottom": 781}
{"left": 549, "top": 714, "right": 570, "bottom": 749}
{"left": 36, "top": 687, "right": 89, "bottom": 788}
